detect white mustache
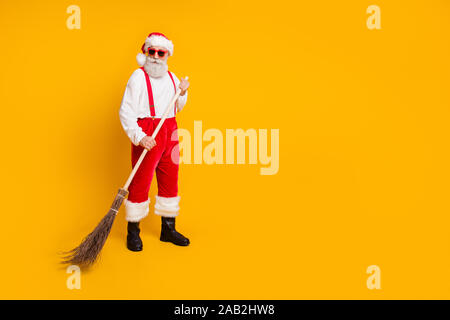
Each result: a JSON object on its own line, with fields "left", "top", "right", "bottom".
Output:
{"left": 147, "top": 57, "right": 165, "bottom": 64}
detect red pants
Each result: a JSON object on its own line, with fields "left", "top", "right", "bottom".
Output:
{"left": 125, "top": 117, "right": 180, "bottom": 222}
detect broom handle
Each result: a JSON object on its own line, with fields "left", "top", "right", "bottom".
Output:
{"left": 123, "top": 77, "right": 188, "bottom": 191}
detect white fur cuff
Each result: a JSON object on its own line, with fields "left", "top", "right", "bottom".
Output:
{"left": 154, "top": 196, "right": 180, "bottom": 217}
{"left": 125, "top": 199, "right": 150, "bottom": 222}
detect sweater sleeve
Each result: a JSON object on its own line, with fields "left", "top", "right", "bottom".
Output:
{"left": 171, "top": 72, "right": 188, "bottom": 112}
{"left": 119, "top": 70, "right": 147, "bottom": 146}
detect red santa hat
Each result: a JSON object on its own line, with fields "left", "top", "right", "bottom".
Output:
{"left": 136, "top": 32, "right": 174, "bottom": 66}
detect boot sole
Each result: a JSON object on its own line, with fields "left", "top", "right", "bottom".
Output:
{"left": 127, "top": 245, "right": 143, "bottom": 252}
{"left": 160, "top": 236, "right": 190, "bottom": 246}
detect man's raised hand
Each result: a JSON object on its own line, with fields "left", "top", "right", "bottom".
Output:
{"left": 179, "top": 77, "right": 189, "bottom": 96}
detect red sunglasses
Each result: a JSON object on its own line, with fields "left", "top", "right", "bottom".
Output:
{"left": 147, "top": 48, "right": 168, "bottom": 58}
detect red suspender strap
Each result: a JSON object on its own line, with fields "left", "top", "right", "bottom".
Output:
{"left": 167, "top": 71, "right": 177, "bottom": 115}
{"left": 140, "top": 67, "right": 156, "bottom": 118}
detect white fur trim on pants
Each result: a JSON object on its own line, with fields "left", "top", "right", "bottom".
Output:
{"left": 154, "top": 196, "right": 180, "bottom": 217}
{"left": 125, "top": 199, "right": 150, "bottom": 222}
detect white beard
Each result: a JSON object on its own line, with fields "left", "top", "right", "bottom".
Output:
{"left": 143, "top": 57, "right": 168, "bottom": 78}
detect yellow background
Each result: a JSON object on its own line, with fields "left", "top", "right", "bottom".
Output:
{"left": 0, "top": 0, "right": 449, "bottom": 299}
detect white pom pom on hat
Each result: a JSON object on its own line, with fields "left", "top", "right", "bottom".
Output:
{"left": 136, "top": 53, "right": 147, "bottom": 66}
{"left": 136, "top": 32, "right": 174, "bottom": 66}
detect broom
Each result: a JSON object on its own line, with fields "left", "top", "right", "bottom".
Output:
{"left": 62, "top": 77, "right": 188, "bottom": 268}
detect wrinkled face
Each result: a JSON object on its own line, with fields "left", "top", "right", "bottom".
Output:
{"left": 146, "top": 46, "right": 169, "bottom": 63}
{"left": 143, "top": 46, "right": 169, "bottom": 78}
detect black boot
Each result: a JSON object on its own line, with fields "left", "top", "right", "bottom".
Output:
{"left": 160, "top": 217, "right": 190, "bottom": 246}
{"left": 127, "top": 222, "right": 143, "bottom": 251}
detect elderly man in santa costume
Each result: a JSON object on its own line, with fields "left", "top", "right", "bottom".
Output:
{"left": 119, "top": 32, "right": 190, "bottom": 251}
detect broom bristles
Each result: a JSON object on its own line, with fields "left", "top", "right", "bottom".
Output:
{"left": 61, "top": 188, "right": 128, "bottom": 268}
{"left": 61, "top": 209, "right": 117, "bottom": 268}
